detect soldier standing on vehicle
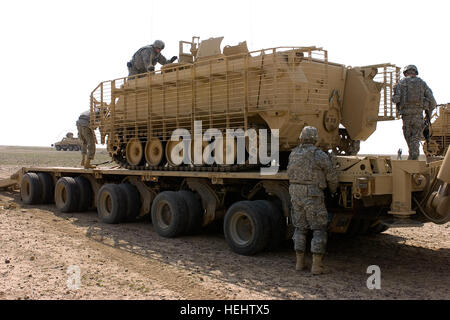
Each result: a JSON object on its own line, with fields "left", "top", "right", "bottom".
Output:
{"left": 76, "top": 110, "right": 96, "bottom": 169}
{"left": 127, "top": 40, "right": 178, "bottom": 76}
{"left": 392, "top": 65, "right": 436, "bottom": 160}
{"left": 287, "top": 126, "right": 338, "bottom": 275}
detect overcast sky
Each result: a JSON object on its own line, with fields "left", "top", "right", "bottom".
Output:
{"left": 0, "top": 0, "right": 448, "bottom": 155}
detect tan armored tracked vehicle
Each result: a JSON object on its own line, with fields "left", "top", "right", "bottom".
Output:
{"left": 90, "top": 37, "right": 400, "bottom": 169}
{"left": 424, "top": 103, "right": 450, "bottom": 157}
{"left": 52, "top": 132, "right": 82, "bottom": 151}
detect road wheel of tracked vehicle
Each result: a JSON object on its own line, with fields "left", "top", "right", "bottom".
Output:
{"left": 166, "top": 139, "right": 190, "bottom": 166}
{"left": 54, "top": 177, "right": 80, "bottom": 213}
{"left": 145, "top": 138, "right": 165, "bottom": 167}
{"left": 333, "top": 128, "right": 360, "bottom": 155}
{"left": 178, "top": 190, "right": 203, "bottom": 234}
{"left": 37, "top": 172, "right": 54, "bottom": 204}
{"left": 151, "top": 191, "right": 188, "bottom": 238}
{"left": 20, "top": 173, "right": 43, "bottom": 205}
{"left": 224, "top": 201, "right": 270, "bottom": 255}
{"left": 75, "top": 176, "right": 93, "bottom": 212}
{"left": 55, "top": 145, "right": 61, "bottom": 151}
{"left": 126, "top": 138, "right": 145, "bottom": 166}
{"left": 97, "top": 184, "right": 126, "bottom": 224}
{"left": 119, "top": 183, "right": 141, "bottom": 222}
{"left": 253, "top": 200, "right": 286, "bottom": 251}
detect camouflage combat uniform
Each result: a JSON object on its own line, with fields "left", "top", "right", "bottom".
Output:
{"left": 127, "top": 45, "right": 171, "bottom": 76}
{"left": 76, "top": 110, "right": 96, "bottom": 160}
{"left": 393, "top": 71, "right": 436, "bottom": 160}
{"left": 287, "top": 136, "right": 338, "bottom": 255}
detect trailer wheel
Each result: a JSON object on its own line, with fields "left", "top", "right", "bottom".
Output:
{"left": 151, "top": 191, "right": 188, "bottom": 238}
{"left": 54, "top": 177, "right": 80, "bottom": 212}
{"left": 97, "top": 184, "right": 126, "bottom": 224}
{"left": 21, "top": 173, "right": 43, "bottom": 205}
{"left": 224, "top": 201, "right": 270, "bottom": 255}
{"left": 119, "top": 183, "right": 141, "bottom": 222}
{"left": 75, "top": 176, "right": 93, "bottom": 212}
{"left": 253, "top": 200, "right": 285, "bottom": 250}
{"left": 178, "top": 190, "right": 203, "bottom": 234}
{"left": 37, "top": 172, "right": 54, "bottom": 204}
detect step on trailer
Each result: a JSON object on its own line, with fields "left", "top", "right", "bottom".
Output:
{"left": 1, "top": 151, "right": 449, "bottom": 256}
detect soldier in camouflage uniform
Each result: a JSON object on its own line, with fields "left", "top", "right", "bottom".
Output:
{"left": 287, "top": 126, "right": 338, "bottom": 275}
{"left": 76, "top": 110, "right": 96, "bottom": 169}
{"left": 392, "top": 65, "right": 436, "bottom": 160}
{"left": 127, "top": 40, "right": 178, "bottom": 76}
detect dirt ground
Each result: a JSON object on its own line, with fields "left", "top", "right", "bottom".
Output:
{"left": 0, "top": 147, "right": 449, "bottom": 300}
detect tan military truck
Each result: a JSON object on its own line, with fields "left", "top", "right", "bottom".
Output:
{"left": 1, "top": 37, "right": 448, "bottom": 256}
{"left": 424, "top": 103, "right": 450, "bottom": 157}
{"left": 52, "top": 132, "right": 82, "bottom": 151}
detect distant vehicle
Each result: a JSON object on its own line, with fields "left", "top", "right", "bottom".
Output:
{"left": 51, "top": 132, "right": 82, "bottom": 151}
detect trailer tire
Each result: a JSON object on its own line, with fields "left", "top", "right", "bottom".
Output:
{"left": 253, "top": 200, "right": 285, "bottom": 250}
{"left": 54, "top": 177, "right": 80, "bottom": 213}
{"left": 151, "top": 191, "right": 188, "bottom": 238}
{"left": 119, "top": 183, "right": 141, "bottom": 222}
{"left": 37, "top": 172, "right": 54, "bottom": 204}
{"left": 75, "top": 176, "right": 93, "bottom": 212}
{"left": 224, "top": 201, "right": 270, "bottom": 255}
{"left": 21, "top": 173, "right": 43, "bottom": 205}
{"left": 178, "top": 190, "right": 203, "bottom": 234}
{"left": 97, "top": 184, "right": 126, "bottom": 224}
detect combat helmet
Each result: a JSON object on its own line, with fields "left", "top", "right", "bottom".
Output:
{"left": 403, "top": 65, "right": 418, "bottom": 76}
{"left": 153, "top": 40, "right": 165, "bottom": 50}
{"left": 299, "top": 126, "right": 319, "bottom": 144}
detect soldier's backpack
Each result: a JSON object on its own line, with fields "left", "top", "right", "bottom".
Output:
{"left": 287, "top": 146, "right": 315, "bottom": 182}
{"left": 404, "top": 77, "right": 425, "bottom": 104}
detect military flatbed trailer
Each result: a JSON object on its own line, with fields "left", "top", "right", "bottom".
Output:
{"left": 1, "top": 153, "right": 449, "bottom": 256}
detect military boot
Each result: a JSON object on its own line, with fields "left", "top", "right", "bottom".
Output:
{"left": 84, "top": 159, "right": 96, "bottom": 169}
{"left": 80, "top": 155, "right": 86, "bottom": 167}
{"left": 311, "top": 254, "right": 325, "bottom": 275}
{"left": 295, "top": 251, "right": 306, "bottom": 271}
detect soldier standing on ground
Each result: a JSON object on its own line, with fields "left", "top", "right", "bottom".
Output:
{"left": 392, "top": 65, "right": 436, "bottom": 160}
{"left": 287, "top": 126, "right": 338, "bottom": 275}
{"left": 127, "top": 40, "right": 178, "bottom": 76}
{"left": 397, "top": 148, "right": 402, "bottom": 160}
{"left": 76, "top": 110, "right": 96, "bottom": 169}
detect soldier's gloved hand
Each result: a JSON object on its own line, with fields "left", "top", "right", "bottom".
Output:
{"left": 170, "top": 56, "right": 178, "bottom": 63}
{"left": 147, "top": 66, "right": 155, "bottom": 72}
